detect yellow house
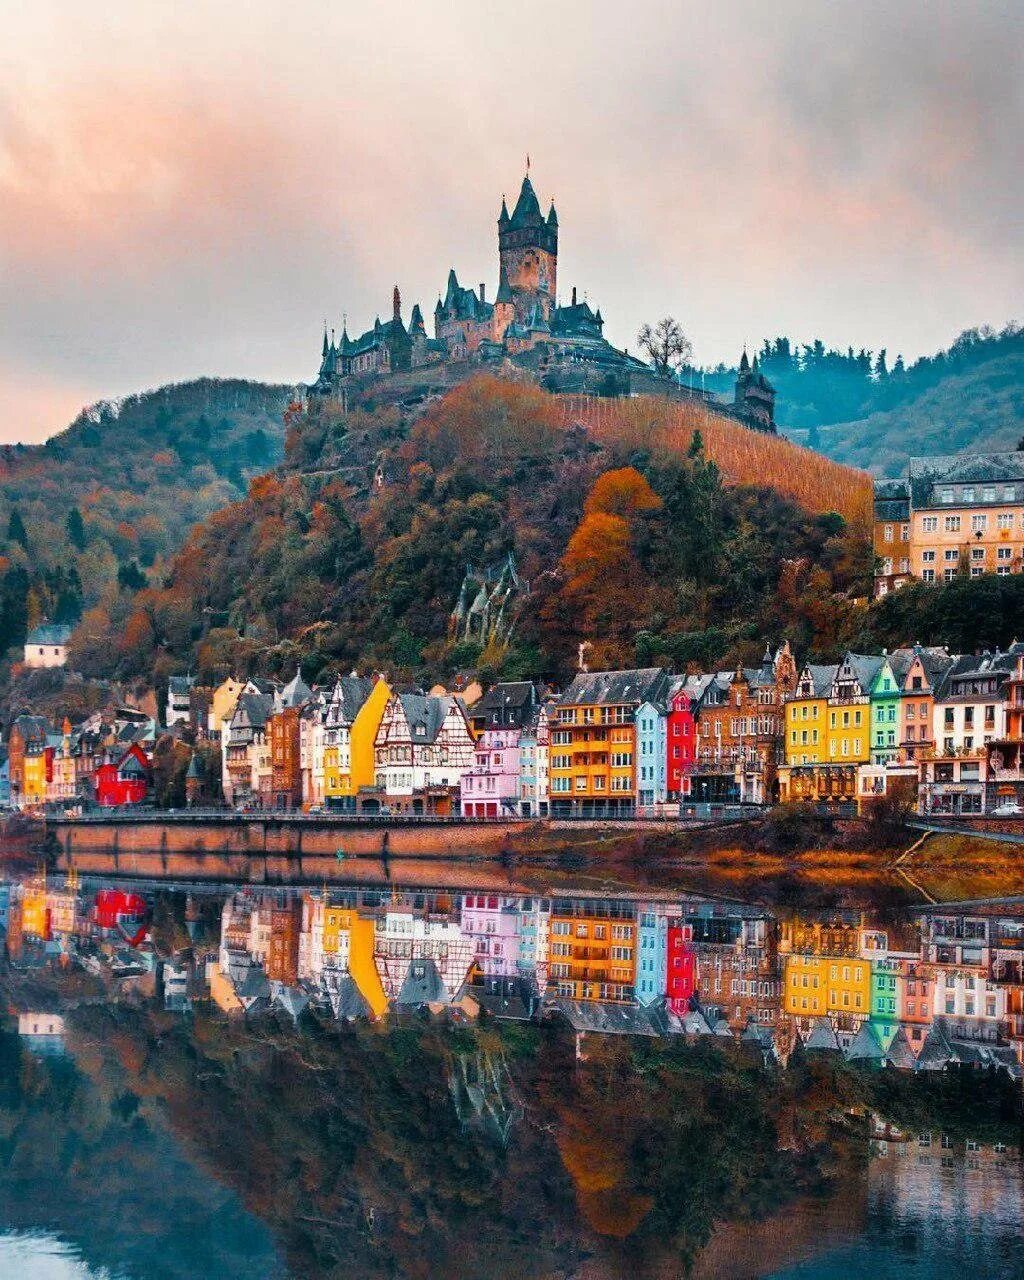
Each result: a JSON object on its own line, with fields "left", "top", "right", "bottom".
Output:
{"left": 784, "top": 665, "right": 837, "bottom": 767}
{"left": 22, "top": 750, "right": 48, "bottom": 809}
{"left": 20, "top": 882, "right": 49, "bottom": 939}
{"left": 323, "top": 676, "right": 391, "bottom": 810}
{"left": 323, "top": 904, "right": 388, "bottom": 1018}
{"left": 784, "top": 953, "right": 871, "bottom": 1019}
{"left": 825, "top": 654, "right": 883, "bottom": 765}
{"left": 209, "top": 677, "right": 247, "bottom": 741}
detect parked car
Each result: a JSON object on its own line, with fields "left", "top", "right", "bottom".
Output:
{"left": 991, "top": 801, "right": 1023, "bottom": 816}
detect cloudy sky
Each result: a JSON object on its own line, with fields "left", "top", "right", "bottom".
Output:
{"left": 2, "top": 0, "right": 1021, "bottom": 442}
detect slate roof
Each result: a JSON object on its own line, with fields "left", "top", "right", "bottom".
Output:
{"left": 804, "top": 1017, "right": 843, "bottom": 1053}
{"left": 396, "top": 957, "right": 449, "bottom": 1006}
{"left": 509, "top": 174, "right": 543, "bottom": 228}
{"left": 399, "top": 693, "right": 449, "bottom": 744}
{"left": 909, "top": 452, "right": 1024, "bottom": 504}
{"left": 279, "top": 667, "right": 313, "bottom": 709}
{"left": 558, "top": 668, "right": 671, "bottom": 709}
{"left": 321, "top": 971, "right": 373, "bottom": 1021}
{"left": 325, "top": 676, "right": 374, "bottom": 727}
{"left": 845, "top": 1021, "right": 885, "bottom": 1063}
{"left": 25, "top": 623, "right": 73, "bottom": 647}
{"left": 545, "top": 997, "right": 673, "bottom": 1037}
{"left": 233, "top": 692, "right": 274, "bottom": 730}
{"left": 883, "top": 1025, "right": 917, "bottom": 1071}
{"left": 798, "top": 664, "right": 839, "bottom": 697}
{"left": 271, "top": 982, "right": 309, "bottom": 1023}
{"left": 168, "top": 675, "right": 196, "bottom": 697}
{"left": 840, "top": 652, "right": 885, "bottom": 694}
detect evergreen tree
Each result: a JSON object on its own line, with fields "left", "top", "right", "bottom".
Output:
{"left": 874, "top": 349, "right": 888, "bottom": 380}
{"left": 66, "top": 506, "right": 87, "bottom": 551}
{"left": 7, "top": 508, "right": 28, "bottom": 551}
{"left": 117, "top": 560, "right": 148, "bottom": 592}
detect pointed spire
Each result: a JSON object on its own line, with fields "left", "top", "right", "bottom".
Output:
{"left": 393, "top": 283, "right": 401, "bottom": 324}
{"left": 498, "top": 195, "right": 510, "bottom": 227}
{"left": 510, "top": 173, "right": 542, "bottom": 227}
{"left": 322, "top": 325, "right": 329, "bottom": 358}
{"left": 739, "top": 347, "right": 750, "bottom": 374}
{"left": 495, "top": 262, "right": 512, "bottom": 304}
{"left": 547, "top": 199, "right": 558, "bottom": 227}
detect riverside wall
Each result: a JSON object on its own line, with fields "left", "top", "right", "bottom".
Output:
{"left": 45, "top": 814, "right": 535, "bottom": 884}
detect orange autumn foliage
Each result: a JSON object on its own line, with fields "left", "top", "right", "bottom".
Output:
{"left": 584, "top": 466, "right": 662, "bottom": 519}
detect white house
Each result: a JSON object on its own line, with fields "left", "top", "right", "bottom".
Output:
{"left": 23, "top": 623, "right": 73, "bottom": 669}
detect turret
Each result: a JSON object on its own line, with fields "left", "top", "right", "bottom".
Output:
{"left": 497, "top": 172, "right": 558, "bottom": 326}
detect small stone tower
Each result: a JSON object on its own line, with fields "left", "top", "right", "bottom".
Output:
{"left": 498, "top": 173, "right": 558, "bottom": 327}
{"left": 734, "top": 350, "right": 777, "bottom": 433}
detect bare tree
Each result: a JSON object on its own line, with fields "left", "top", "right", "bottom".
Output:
{"left": 637, "top": 317, "right": 693, "bottom": 379}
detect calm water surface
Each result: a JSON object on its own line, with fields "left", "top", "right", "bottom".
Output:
{"left": 1, "top": 864, "right": 1022, "bottom": 1279}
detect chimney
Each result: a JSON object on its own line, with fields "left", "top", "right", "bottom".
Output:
{"left": 571, "top": 286, "right": 577, "bottom": 306}
{"left": 479, "top": 283, "right": 486, "bottom": 304}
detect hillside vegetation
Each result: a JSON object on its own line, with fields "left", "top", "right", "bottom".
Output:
{"left": 705, "top": 324, "right": 1024, "bottom": 477}
{"left": 0, "top": 378, "right": 291, "bottom": 658}
{"left": 67, "top": 375, "right": 874, "bottom": 688}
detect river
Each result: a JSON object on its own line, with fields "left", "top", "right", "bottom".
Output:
{"left": 0, "top": 862, "right": 1021, "bottom": 1278}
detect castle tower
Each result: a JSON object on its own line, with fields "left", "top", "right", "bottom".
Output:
{"left": 498, "top": 173, "right": 558, "bottom": 326}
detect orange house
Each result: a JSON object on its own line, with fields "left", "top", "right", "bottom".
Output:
{"left": 547, "top": 898, "right": 638, "bottom": 1003}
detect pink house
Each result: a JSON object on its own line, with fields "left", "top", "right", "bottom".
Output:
{"left": 460, "top": 728, "right": 521, "bottom": 818}
{"left": 460, "top": 893, "right": 521, "bottom": 977}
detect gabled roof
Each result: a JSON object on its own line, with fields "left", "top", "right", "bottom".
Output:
{"left": 398, "top": 693, "right": 450, "bottom": 744}
{"left": 802, "top": 663, "right": 839, "bottom": 696}
{"left": 884, "top": 1025, "right": 917, "bottom": 1071}
{"left": 836, "top": 652, "right": 885, "bottom": 693}
{"left": 558, "top": 668, "right": 670, "bottom": 709}
{"left": 545, "top": 997, "right": 672, "bottom": 1037}
{"left": 321, "top": 971, "right": 374, "bottom": 1021}
{"left": 804, "top": 1016, "right": 843, "bottom": 1053}
{"left": 326, "top": 676, "right": 374, "bottom": 726}
{"left": 168, "top": 675, "right": 196, "bottom": 697}
{"left": 846, "top": 1020, "right": 885, "bottom": 1063}
{"left": 396, "top": 957, "right": 448, "bottom": 1006}
{"left": 279, "top": 667, "right": 312, "bottom": 709}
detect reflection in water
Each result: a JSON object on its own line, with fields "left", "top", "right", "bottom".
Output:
{"left": 0, "top": 868, "right": 1021, "bottom": 1279}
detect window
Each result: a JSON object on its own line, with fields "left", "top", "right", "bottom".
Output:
{"left": 945, "top": 548, "right": 960, "bottom": 562}
{"left": 944, "top": 515, "right": 961, "bottom": 532}
{"left": 922, "top": 569, "right": 935, "bottom": 582}
{"left": 970, "top": 546, "right": 985, "bottom": 561}
{"left": 922, "top": 516, "right": 938, "bottom": 532}
{"left": 944, "top": 568, "right": 956, "bottom": 581}
{"left": 971, "top": 514, "right": 987, "bottom": 533}
{"left": 998, "top": 513, "right": 1014, "bottom": 531}
{"left": 997, "top": 546, "right": 1012, "bottom": 561}
{"left": 922, "top": 550, "right": 936, "bottom": 563}
{"left": 883, "top": 524, "right": 893, "bottom": 542}
{"left": 940, "top": 488, "right": 955, "bottom": 504}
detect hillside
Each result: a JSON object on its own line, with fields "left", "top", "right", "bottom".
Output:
{"left": 67, "top": 375, "right": 874, "bottom": 689}
{"left": 705, "top": 325, "right": 1024, "bottom": 477}
{"left": 805, "top": 349, "right": 1024, "bottom": 476}
{"left": 0, "top": 378, "right": 291, "bottom": 658}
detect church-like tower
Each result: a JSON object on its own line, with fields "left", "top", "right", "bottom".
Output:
{"left": 498, "top": 174, "right": 558, "bottom": 328}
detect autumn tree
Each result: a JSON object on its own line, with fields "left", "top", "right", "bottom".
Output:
{"left": 637, "top": 318, "right": 693, "bottom": 380}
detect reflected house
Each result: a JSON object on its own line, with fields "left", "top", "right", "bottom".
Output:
{"left": 781, "top": 914, "right": 871, "bottom": 1046}
{"left": 547, "top": 897, "right": 637, "bottom": 1003}
{"left": 515, "top": 896, "right": 551, "bottom": 995}
{"left": 691, "top": 908, "right": 788, "bottom": 1047}
{"left": 987, "top": 651, "right": 1024, "bottom": 809}
{"left": 17, "top": 1011, "right": 66, "bottom": 1056}
{"left": 460, "top": 893, "right": 521, "bottom": 977}
{"left": 635, "top": 905, "right": 671, "bottom": 1006}
{"left": 666, "top": 917, "right": 697, "bottom": 1014}
{"left": 373, "top": 898, "right": 475, "bottom": 1007}
{"left": 266, "top": 896, "right": 302, "bottom": 986}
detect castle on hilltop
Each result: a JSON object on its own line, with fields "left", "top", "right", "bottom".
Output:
{"left": 309, "top": 171, "right": 774, "bottom": 429}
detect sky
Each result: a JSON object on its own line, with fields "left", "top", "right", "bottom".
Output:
{"left": 1, "top": 0, "right": 1021, "bottom": 443}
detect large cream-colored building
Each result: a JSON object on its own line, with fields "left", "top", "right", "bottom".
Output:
{"left": 874, "top": 453, "right": 1024, "bottom": 598}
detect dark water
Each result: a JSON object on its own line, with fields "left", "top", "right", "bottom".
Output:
{"left": 1, "top": 868, "right": 1022, "bottom": 1279}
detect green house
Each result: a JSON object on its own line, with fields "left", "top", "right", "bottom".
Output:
{"left": 869, "top": 655, "right": 904, "bottom": 765}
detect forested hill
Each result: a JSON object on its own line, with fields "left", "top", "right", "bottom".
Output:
{"left": 68, "top": 376, "right": 874, "bottom": 690}
{"left": 0, "top": 378, "right": 291, "bottom": 656}
{"left": 704, "top": 324, "right": 1024, "bottom": 476}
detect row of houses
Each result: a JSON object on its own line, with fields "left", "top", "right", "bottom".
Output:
{"left": 5, "top": 708, "right": 157, "bottom": 811}
{"left": 10, "top": 636, "right": 1024, "bottom": 818}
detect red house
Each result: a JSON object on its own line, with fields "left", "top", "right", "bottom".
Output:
{"left": 666, "top": 921, "right": 697, "bottom": 1014}
{"left": 667, "top": 686, "right": 696, "bottom": 800}
{"left": 94, "top": 744, "right": 151, "bottom": 807}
